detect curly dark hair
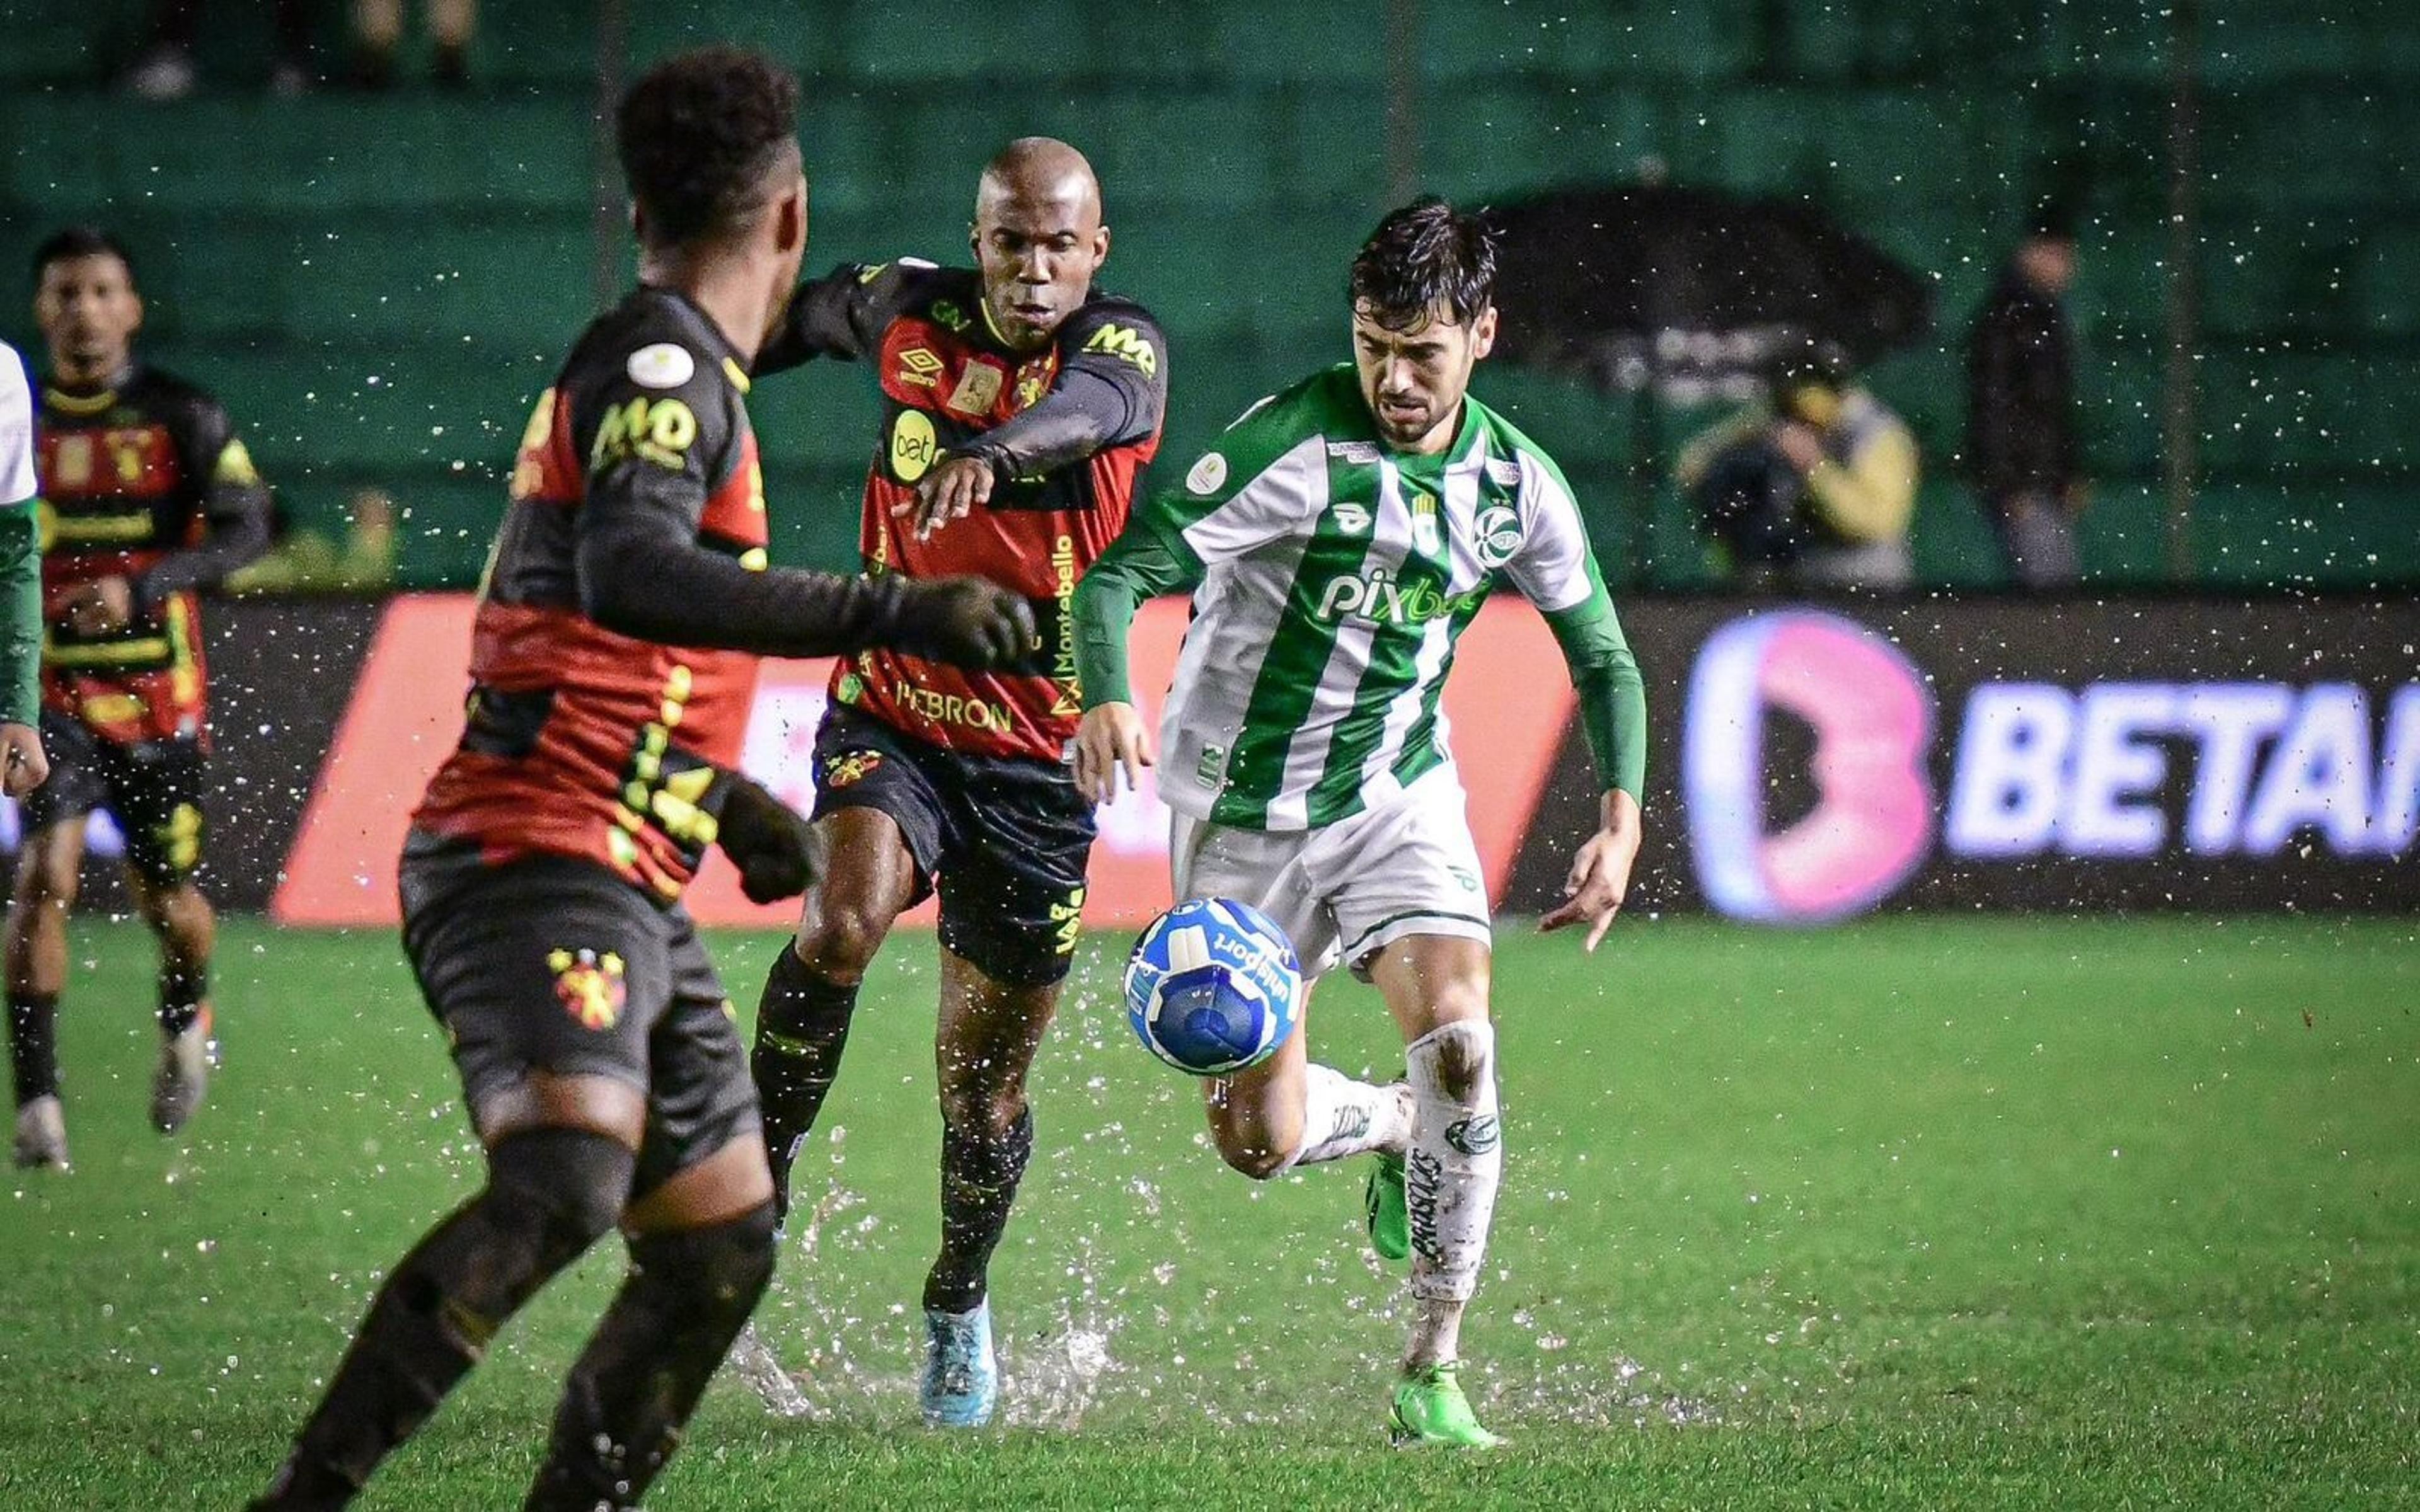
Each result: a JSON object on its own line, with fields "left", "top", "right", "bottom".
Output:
{"left": 1348, "top": 195, "right": 1498, "bottom": 329}
{"left": 615, "top": 45, "right": 800, "bottom": 250}
{"left": 32, "top": 225, "right": 137, "bottom": 287}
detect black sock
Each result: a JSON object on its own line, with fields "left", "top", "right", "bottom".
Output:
{"left": 524, "top": 1202, "right": 778, "bottom": 1512}
{"left": 925, "top": 1109, "right": 1034, "bottom": 1314}
{"left": 158, "top": 963, "right": 206, "bottom": 1038}
{"left": 749, "top": 948, "right": 858, "bottom": 1223}
{"left": 8, "top": 992, "right": 60, "bottom": 1105}
{"left": 254, "top": 1130, "right": 631, "bottom": 1509}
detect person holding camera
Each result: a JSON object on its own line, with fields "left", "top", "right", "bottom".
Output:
{"left": 1678, "top": 343, "right": 1917, "bottom": 592}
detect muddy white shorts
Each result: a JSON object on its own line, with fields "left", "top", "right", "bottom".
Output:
{"left": 1169, "top": 762, "right": 1492, "bottom": 981}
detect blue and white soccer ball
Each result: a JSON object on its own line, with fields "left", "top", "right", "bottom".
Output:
{"left": 1123, "top": 898, "right": 1305, "bottom": 1077}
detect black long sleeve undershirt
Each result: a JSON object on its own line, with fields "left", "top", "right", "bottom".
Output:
{"left": 575, "top": 466, "right": 918, "bottom": 659}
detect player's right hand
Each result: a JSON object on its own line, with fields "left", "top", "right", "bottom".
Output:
{"left": 0, "top": 721, "right": 48, "bottom": 799}
{"left": 1073, "top": 702, "right": 1153, "bottom": 805}
{"left": 893, "top": 576, "right": 1036, "bottom": 669}
{"left": 715, "top": 774, "right": 825, "bottom": 905}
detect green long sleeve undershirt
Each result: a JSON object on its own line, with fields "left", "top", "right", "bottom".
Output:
{"left": 1071, "top": 526, "right": 1197, "bottom": 714}
{"left": 0, "top": 506, "right": 41, "bottom": 726}
{"left": 1071, "top": 526, "right": 1649, "bottom": 803}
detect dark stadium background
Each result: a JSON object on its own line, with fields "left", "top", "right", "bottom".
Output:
{"left": 1, "top": 0, "right": 2414, "bottom": 922}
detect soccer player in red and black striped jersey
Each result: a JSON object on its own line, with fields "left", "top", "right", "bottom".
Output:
{"left": 251, "top": 49, "right": 1032, "bottom": 1512}
{"left": 8, "top": 227, "right": 272, "bottom": 1171}
{"left": 742, "top": 137, "right": 1167, "bottom": 1427}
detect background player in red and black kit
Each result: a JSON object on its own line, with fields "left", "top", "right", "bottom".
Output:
{"left": 251, "top": 49, "right": 1033, "bottom": 1511}
{"left": 8, "top": 227, "right": 272, "bottom": 1171}
{"left": 745, "top": 137, "right": 1166, "bottom": 1426}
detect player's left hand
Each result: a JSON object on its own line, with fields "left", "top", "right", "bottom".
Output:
{"left": 894, "top": 455, "right": 996, "bottom": 540}
{"left": 715, "top": 774, "right": 826, "bottom": 905}
{"left": 1540, "top": 789, "right": 1642, "bottom": 953}
{"left": 0, "top": 722, "right": 48, "bottom": 799}
{"left": 64, "top": 576, "right": 135, "bottom": 637}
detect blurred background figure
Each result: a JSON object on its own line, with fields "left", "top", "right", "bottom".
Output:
{"left": 225, "top": 488, "right": 396, "bottom": 595}
{"left": 1966, "top": 212, "right": 2084, "bottom": 590}
{"left": 1677, "top": 341, "right": 1917, "bottom": 592}
{"left": 350, "top": 0, "right": 476, "bottom": 89}
{"left": 118, "top": 0, "right": 323, "bottom": 98}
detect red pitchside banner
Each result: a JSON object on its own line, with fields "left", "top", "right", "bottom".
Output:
{"left": 273, "top": 593, "right": 1577, "bottom": 929}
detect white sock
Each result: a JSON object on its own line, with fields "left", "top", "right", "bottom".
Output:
{"left": 1284, "top": 1063, "right": 1413, "bottom": 1170}
{"left": 1403, "top": 1021, "right": 1501, "bottom": 1309}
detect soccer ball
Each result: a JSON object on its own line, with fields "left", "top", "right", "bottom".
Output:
{"left": 1123, "top": 898, "right": 1304, "bottom": 1076}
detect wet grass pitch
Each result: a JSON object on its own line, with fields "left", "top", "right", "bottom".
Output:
{"left": 4, "top": 915, "right": 2414, "bottom": 1508}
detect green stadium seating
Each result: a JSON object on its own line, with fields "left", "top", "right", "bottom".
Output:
{"left": 3, "top": 0, "right": 2409, "bottom": 593}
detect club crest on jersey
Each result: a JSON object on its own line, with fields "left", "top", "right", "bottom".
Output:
{"left": 822, "top": 750, "right": 883, "bottom": 789}
{"left": 1474, "top": 503, "right": 1522, "bottom": 569}
{"left": 626, "top": 343, "right": 695, "bottom": 390}
{"left": 948, "top": 361, "right": 1006, "bottom": 415}
{"left": 549, "top": 948, "right": 626, "bottom": 1032}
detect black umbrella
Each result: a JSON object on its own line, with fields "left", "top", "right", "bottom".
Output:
{"left": 1489, "top": 183, "right": 1933, "bottom": 399}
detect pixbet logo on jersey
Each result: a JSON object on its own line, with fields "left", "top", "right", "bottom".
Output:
{"left": 1683, "top": 610, "right": 2420, "bottom": 923}
{"left": 1313, "top": 566, "right": 1486, "bottom": 627}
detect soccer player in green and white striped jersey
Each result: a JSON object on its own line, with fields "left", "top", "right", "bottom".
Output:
{"left": 1071, "top": 198, "right": 1647, "bottom": 1446}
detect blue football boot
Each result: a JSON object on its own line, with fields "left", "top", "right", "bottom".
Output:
{"left": 919, "top": 1300, "right": 999, "bottom": 1427}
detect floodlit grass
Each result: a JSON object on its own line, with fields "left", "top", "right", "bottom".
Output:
{"left": 3, "top": 915, "right": 2416, "bottom": 1508}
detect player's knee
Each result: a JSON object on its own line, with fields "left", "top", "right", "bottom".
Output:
{"left": 938, "top": 1075, "right": 1027, "bottom": 1144}
{"left": 630, "top": 1200, "right": 778, "bottom": 1317}
{"left": 486, "top": 1128, "right": 633, "bottom": 1263}
{"left": 1410, "top": 1019, "right": 1496, "bottom": 1104}
{"left": 146, "top": 885, "right": 214, "bottom": 959}
{"left": 13, "top": 852, "right": 78, "bottom": 912}
{"left": 792, "top": 903, "right": 889, "bottom": 983}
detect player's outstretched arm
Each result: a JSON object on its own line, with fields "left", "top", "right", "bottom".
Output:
{"left": 1068, "top": 522, "right": 1196, "bottom": 803}
{"left": 899, "top": 303, "right": 1168, "bottom": 538}
{"left": 571, "top": 345, "right": 1034, "bottom": 668}
{"left": 753, "top": 259, "right": 936, "bottom": 375}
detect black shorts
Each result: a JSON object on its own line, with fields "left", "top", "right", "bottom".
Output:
{"left": 812, "top": 705, "right": 1093, "bottom": 988}
{"left": 398, "top": 840, "right": 758, "bottom": 1198}
{"left": 21, "top": 711, "right": 209, "bottom": 890}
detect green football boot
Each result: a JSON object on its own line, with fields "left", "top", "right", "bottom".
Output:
{"left": 1364, "top": 1150, "right": 1409, "bottom": 1262}
{"left": 1389, "top": 1361, "right": 1504, "bottom": 1448}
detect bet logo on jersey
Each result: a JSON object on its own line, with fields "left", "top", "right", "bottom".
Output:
{"left": 548, "top": 948, "right": 627, "bottom": 1032}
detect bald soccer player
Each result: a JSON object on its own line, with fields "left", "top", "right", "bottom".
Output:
{"left": 742, "top": 138, "right": 1167, "bottom": 1426}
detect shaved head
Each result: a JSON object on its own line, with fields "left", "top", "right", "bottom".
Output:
{"left": 976, "top": 137, "right": 1102, "bottom": 225}
{"left": 970, "top": 137, "right": 1110, "bottom": 351}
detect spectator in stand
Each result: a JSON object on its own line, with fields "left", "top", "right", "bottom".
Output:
{"left": 1966, "top": 213, "right": 2085, "bottom": 589}
{"left": 351, "top": 0, "right": 476, "bottom": 89}
{"left": 119, "top": 0, "right": 323, "bottom": 98}
{"left": 1678, "top": 341, "right": 1918, "bottom": 593}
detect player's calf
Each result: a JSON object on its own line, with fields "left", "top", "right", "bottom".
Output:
{"left": 253, "top": 1128, "right": 631, "bottom": 1508}
{"left": 1402, "top": 1019, "right": 1502, "bottom": 1366}
{"left": 750, "top": 942, "right": 861, "bottom": 1223}
{"left": 525, "top": 1201, "right": 778, "bottom": 1511}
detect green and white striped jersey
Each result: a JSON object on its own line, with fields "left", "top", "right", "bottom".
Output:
{"left": 1129, "top": 365, "right": 1615, "bottom": 831}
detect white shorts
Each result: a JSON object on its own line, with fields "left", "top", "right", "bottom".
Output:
{"left": 1170, "top": 762, "right": 1492, "bottom": 982}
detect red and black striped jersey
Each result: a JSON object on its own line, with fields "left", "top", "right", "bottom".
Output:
{"left": 757, "top": 261, "right": 1166, "bottom": 763}
{"left": 413, "top": 287, "right": 774, "bottom": 902}
{"left": 33, "top": 365, "right": 270, "bottom": 745}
